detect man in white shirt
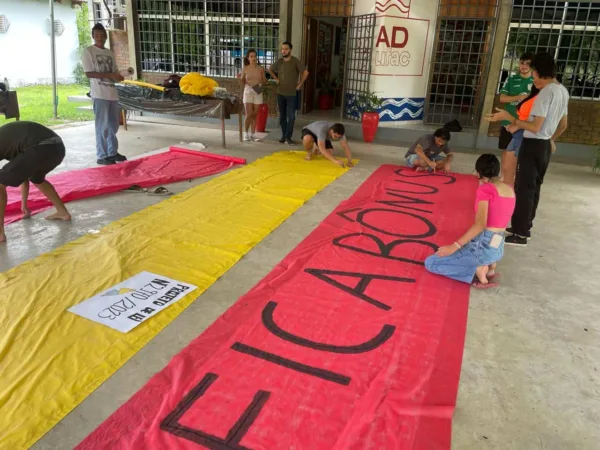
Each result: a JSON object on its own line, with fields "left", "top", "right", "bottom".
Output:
{"left": 486, "top": 52, "right": 569, "bottom": 246}
{"left": 82, "top": 23, "right": 125, "bottom": 165}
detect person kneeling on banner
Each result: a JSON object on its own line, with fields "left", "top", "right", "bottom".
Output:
{"left": 405, "top": 128, "right": 454, "bottom": 174}
{"left": 424, "top": 154, "right": 515, "bottom": 289}
{"left": 302, "top": 121, "right": 354, "bottom": 168}
{"left": 0, "top": 121, "right": 71, "bottom": 243}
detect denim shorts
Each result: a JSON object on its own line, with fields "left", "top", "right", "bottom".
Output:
{"left": 424, "top": 230, "right": 505, "bottom": 284}
{"left": 406, "top": 153, "right": 446, "bottom": 169}
{"left": 507, "top": 129, "right": 524, "bottom": 156}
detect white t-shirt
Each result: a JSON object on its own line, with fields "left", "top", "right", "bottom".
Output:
{"left": 524, "top": 82, "right": 569, "bottom": 140}
{"left": 82, "top": 45, "right": 119, "bottom": 101}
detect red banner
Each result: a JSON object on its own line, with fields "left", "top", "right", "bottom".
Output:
{"left": 4, "top": 148, "right": 242, "bottom": 225}
{"left": 78, "top": 165, "right": 477, "bottom": 450}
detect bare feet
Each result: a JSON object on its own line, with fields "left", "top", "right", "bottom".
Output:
{"left": 488, "top": 262, "right": 497, "bottom": 277}
{"left": 45, "top": 211, "right": 72, "bottom": 221}
{"left": 22, "top": 206, "right": 31, "bottom": 219}
{"left": 0, "top": 231, "right": 6, "bottom": 243}
{"left": 304, "top": 153, "right": 312, "bottom": 161}
{"left": 475, "top": 265, "right": 489, "bottom": 285}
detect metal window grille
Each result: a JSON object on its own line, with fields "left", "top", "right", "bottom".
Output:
{"left": 343, "top": 13, "right": 376, "bottom": 121}
{"left": 303, "top": 0, "right": 353, "bottom": 17}
{"left": 424, "top": 0, "right": 500, "bottom": 128}
{"left": 136, "top": 0, "right": 280, "bottom": 78}
{"left": 500, "top": 1, "right": 600, "bottom": 100}
{"left": 0, "top": 15, "right": 10, "bottom": 33}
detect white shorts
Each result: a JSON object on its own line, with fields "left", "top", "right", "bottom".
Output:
{"left": 243, "top": 85, "right": 264, "bottom": 105}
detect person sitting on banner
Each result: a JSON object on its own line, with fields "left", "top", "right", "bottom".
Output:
{"left": 0, "top": 121, "right": 71, "bottom": 243}
{"left": 302, "top": 121, "right": 354, "bottom": 168}
{"left": 424, "top": 154, "right": 515, "bottom": 289}
{"left": 500, "top": 84, "right": 540, "bottom": 185}
{"left": 405, "top": 128, "right": 454, "bottom": 173}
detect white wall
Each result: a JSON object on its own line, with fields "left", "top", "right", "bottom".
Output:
{"left": 0, "top": 0, "right": 79, "bottom": 86}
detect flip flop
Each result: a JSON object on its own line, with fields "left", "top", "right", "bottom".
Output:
{"left": 123, "top": 185, "right": 147, "bottom": 193}
{"left": 147, "top": 186, "right": 173, "bottom": 196}
{"left": 471, "top": 280, "right": 499, "bottom": 290}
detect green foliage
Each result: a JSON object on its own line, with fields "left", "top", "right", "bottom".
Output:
{"left": 353, "top": 92, "right": 383, "bottom": 114}
{"left": 74, "top": 3, "right": 91, "bottom": 86}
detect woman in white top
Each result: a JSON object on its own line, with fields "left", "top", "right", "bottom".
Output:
{"left": 237, "top": 49, "right": 267, "bottom": 142}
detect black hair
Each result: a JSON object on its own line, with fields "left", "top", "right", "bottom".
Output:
{"left": 282, "top": 41, "right": 293, "bottom": 49}
{"left": 243, "top": 48, "right": 260, "bottom": 66}
{"left": 434, "top": 128, "right": 451, "bottom": 142}
{"left": 531, "top": 52, "right": 557, "bottom": 79}
{"left": 92, "top": 23, "right": 107, "bottom": 35}
{"left": 519, "top": 52, "right": 534, "bottom": 63}
{"left": 330, "top": 123, "right": 345, "bottom": 135}
{"left": 516, "top": 84, "right": 540, "bottom": 113}
{"left": 475, "top": 154, "right": 501, "bottom": 179}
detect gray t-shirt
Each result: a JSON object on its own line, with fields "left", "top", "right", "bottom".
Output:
{"left": 524, "top": 82, "right": 569, "bottom": 140}
{"left": 0, "top": 121, "right": 60, "bottom": 160}
{"left": 405, "top": 134, "right": 451, "bottom": 158}
{"left": 303, "top": 121, "right": 346, "bottom": 143}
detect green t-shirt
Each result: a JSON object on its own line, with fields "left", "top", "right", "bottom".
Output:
{"left": 499, "top": 73, "right": 534, "bottom": 126}
{"left": 271, "top": 56, "right": 305, "bottom": 96}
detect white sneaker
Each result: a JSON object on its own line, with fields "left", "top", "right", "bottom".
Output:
{"left": 244, "top": 133, "right": 251, "bottom": 141}
{"left": 251, "top": 134, "right": 260, "bottom": 142}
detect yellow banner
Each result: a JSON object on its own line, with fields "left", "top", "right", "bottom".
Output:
{"left": 0, "top": 151, "right": 354, "bottom": 448}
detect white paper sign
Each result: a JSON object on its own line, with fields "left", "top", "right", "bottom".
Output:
{"left": 68, "top": 271, "right": 198, "bottom": 333}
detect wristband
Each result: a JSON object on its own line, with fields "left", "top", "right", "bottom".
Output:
{"left": 454, "top": 241, "right": 462, "bottom": 249}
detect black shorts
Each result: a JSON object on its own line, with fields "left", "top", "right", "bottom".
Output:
{"left": 301, "top": 129, "right": 333, "bottom": 150}
{"left": 0, "top": 141, "right": 65, "bottom": 187}
{"left": 498, "top": 126, "right": 513, "bottom": 150}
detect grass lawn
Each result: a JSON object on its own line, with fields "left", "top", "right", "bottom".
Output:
{"left": 0, "top": 84, "right": 94, "bottom": 127}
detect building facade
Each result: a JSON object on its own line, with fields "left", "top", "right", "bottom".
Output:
{"left": 0, "top": 0, "right": 82, "bottom": 86}
{"left": 124, "top": 0, "right": 600, "bottom": 157}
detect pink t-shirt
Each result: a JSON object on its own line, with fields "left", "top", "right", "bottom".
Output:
{"left": 475, "top": 183, "right": 516, "bottom": 228}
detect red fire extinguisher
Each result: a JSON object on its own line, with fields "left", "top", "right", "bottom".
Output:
{"left": 255, "top": 103, "right": 269, "bottom": 133}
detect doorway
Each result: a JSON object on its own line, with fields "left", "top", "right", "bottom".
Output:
{"left": 302, "top": 17, "right": 348, "bottom": 117}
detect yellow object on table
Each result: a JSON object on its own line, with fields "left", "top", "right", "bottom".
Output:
{"left": 122, "top": 79, "right": 166, "bottom": 91}
{"left": 180, "top": 72, "right": 219, "bottom": 97}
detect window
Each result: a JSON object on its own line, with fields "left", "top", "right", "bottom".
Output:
{"left": 424, "top": 0, "right": 500, "bottom": 127}
{"left": 136, "top": 0, "right": 280, "bottom": 78}
{"left": 502, "top": 1, "right": 600, "bottom": 100}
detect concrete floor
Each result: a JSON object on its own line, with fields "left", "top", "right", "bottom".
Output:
{"left": 1, "top": 120, "right": 598, "bottom": 449}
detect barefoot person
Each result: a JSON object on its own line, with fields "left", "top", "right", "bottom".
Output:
{"left": 424, "top": 154, "right": 515, "bottom": 289}
{"left": 405, "top": 128, "right": 454, "bottom": 173}
{"left": 238, "top": 49, "right": 267, "bottom": 142}
{"left": 498, "top": 53, "right": 534, "bottom": 183}
{"left": 486, "top": 52, "right": 569, "bottom": 246}
{"left": 0, "top": 121, "right": 71, "bottom": 242}
{"left": 302, "top": 121, "right": 354, "bottom": 168}
{"left": 83, "top": 23, "right": 126, "bottom": 166}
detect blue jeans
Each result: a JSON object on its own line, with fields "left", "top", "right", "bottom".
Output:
{"left": 425, "top": 230, "right": 505, "bottom": 284}
{"left": 406, "top": 153, "right": 446, "bottom": 169}
{"left": 507, "top": 129, "right": 524, "bottom": 156}
{"left": 93, "top": 99, "right": 120, "bottom": 160}
{"left": 277, "top": 94, "right": 297, "bottom": 139}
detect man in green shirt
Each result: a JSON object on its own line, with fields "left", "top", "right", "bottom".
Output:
{"left": 269, "top": 42, "right": 309, "bottom": 145}
{"left": 498, "top": 53, "right": 534, "bottom": 180}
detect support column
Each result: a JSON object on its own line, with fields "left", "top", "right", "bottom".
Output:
{"left": 125, "top": 0, "right": 140, "bottom": 78}
{"left": 476, "top": 0, "right": 512, "bottom": 149}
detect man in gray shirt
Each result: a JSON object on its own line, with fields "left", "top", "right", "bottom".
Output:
{"left": 302, "top": 121, "right": 354, "bottom": 168}
{"left": 487, "top": 52, "right": 569, "bottom": 246}
{"left": 405, "top": 128, "right": 455, "bottom": 173}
